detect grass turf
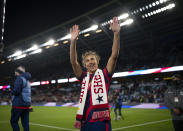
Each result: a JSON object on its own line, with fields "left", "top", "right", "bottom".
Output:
{"left": 0, "top": 106, "right": 174, "bottom": 131}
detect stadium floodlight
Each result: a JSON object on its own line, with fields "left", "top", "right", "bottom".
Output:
{"left": 160, "top": 8, "right": 164, "bottom": 12}
{"left": 1, "top": 60, "right": 5, "bottom": 64}
{"left": 140, "top": 8, "right": 142, "bottom": 12}
{"left": 166, "top": 3, "right": 175, "bottom": 9}
{"left": 13, "top": 50, "right": 22, "bottom": 56}
{"left": 149, "top": 4, "right": 152, "bottom": 8}
{"left": 80, "top": 25, "right": 98, "bottom": 34}
{"left": 141, "top": 2, "right": 175, "bottom": 19}
{"left": 159, "top": 0, "right": 164, "bottom": 3}
{"left": 8, "top": 50, "right": 22, "bottom": 58}
{"left": 8, "top": 58, "right": 11, "bottom": 62}
{"left": 29, "top": 48, "right": 42, "bottom": 55}
{"left": 162, "top": 7, "right": 166, "bottom": 11}
{"left": 90, "top": 25, "right": 98, "bottom": 30}
{"left": 156, "top": 1, "right": 160, "bottom": 5}
{"left": 24, "top": 45, "right": 38, "bottom": 52}
{"left": 14, "top": 54, "right": 26, "bottom": 60}
{"left": 101, "top": 22, "right": 108, "bottom": 26}
{"left": 31, "top": 45, "right": 38, "bottom": 50}
{"left": 53, "top": 43, "right": 59, "bottom": 46}
{"left": 146, "top": 5, "right": 149, "bottom": 9}
{"left": 40, "top": 39, "right": 55, "bottom": 47}
{"left": 86, "top": 32, "right": 92, "bottom": 36}
{"left": 120, "top": 19, "right": 133, "bottom": 27}
{"left": 96, "top": 29, "right": 102, "bottom": 33}
{"left": 118, "top": 13, "right": 129, "bottom": 20}
{"left": 159, "top": 0, "right": 168, "bottom": 3}
{"left": 58, "top": 34, "right": 71, "bottom": 41}
{"left": 45, "top": 46, "right": 50, "bottom": 49}
{"left": 63, "top": 40, "right": 69, "bottom": 44}
{"left": 101, "top": 13, "right": 129, "bottom": 27}
{"left": 84, "top": 33, "right": 90, "bottom": 37}
{"left": 46, "top": 39, "right": 55, "bottom": 45}
{"left": 152, "top": 3, "right": 156, "bottom": 6}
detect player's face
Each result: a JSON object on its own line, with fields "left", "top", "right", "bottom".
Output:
{"left": 85, "top": 54, "right": 98, "bottom": 73}
{"left": 15, "top": 72, "right": 19, "bottom": 76}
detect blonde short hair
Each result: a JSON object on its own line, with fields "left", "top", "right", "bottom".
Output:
{"left": 82, "top": 51, "right": 100, "bottom": 67}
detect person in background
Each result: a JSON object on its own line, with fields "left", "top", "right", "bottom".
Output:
{"left": 10, "top": 66, "right": 32, "bottom": 131}
{"left": 164, "top": 74, "right": 183, "bottom": 131}
{"left": 114, "top": 89, "right": 124, "bottom": 120}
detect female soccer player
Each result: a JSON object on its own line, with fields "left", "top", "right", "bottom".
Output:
{"left": 70, "top": 16, "right": 120, "bottom": 131}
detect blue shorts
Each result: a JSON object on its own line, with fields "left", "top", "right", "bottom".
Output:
{"left": 81, "top": 120, "right": 111, "bottom": 131}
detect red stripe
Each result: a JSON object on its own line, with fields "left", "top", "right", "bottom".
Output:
{"left": 13, "top": 106, "right": 30, "bottom": 109}
{"left": 103, "top": 68, "right": 110, "bottom": 81}
{"left": 93, "top": 104, "right": 109, "bottom": 109}
{"left": 153, "top": 67, "right": 171, "bottom": 73}
{"left": 106, "top": 121, "right": 109, "bottom": 131}
{"left": 85, "top": 84, "right": 93, "bottom": 120}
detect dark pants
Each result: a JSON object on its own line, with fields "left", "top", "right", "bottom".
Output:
{"left": 172, "top": 120, "right": 183, "bottom": 131}
{"left": 114, "top": 104, "right": 122, "bottom": 116}
{"left": 81, "top": 120, "right": 111, "bottom": 131}
{"left": 10, "top": 108, "right": 29, "bottom": 131}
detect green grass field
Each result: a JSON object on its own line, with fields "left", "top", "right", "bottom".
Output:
{"left": 0, "top": 106, "right": 174, "bottom": 131}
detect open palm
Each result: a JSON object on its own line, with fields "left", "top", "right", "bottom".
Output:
{"left": 70, "top": 25, "right": 80, "bottom": 41}
{"left": 110, "top": 17, "right": 120, "bottom": 33}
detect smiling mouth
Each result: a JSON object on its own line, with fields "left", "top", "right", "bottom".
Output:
{"left": 89, "top": 64, "right": 95, "bottom": 68}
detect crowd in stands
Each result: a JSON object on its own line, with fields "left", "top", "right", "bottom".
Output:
{"left": 0, "top": 79, "right": 170, "bottom": 105}
{"left": 109, "top": 80, "right": 168, "bottom": 104}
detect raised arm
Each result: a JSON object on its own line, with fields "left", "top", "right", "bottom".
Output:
{"left": 106, "top": 17, "right": 121, "bottom": 74}
{"left": 70, "top": 25, "right": 82, "bottom": 78}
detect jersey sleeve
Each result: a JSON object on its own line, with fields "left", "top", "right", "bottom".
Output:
{"left": 76, "top": 70, "right": 86, "bottom": 81}
{"left": 103, "top": 68, "right": 113, "bottom": 82}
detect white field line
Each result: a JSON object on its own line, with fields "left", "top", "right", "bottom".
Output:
{"left": 112, "top": 119, "right": 171, "bottom": 130}
{"left": 0, "top": 121, "right": 78, "bottom": 131}
{"left": 30, "top": 122, "right": 79, "bottom": 131}
{"left": 0, "top": 119, "right": 171, "bottom": 131}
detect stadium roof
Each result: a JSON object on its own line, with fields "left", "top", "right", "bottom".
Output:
{"left": 0, "top": 0, "right": 183, "bottom": 83}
